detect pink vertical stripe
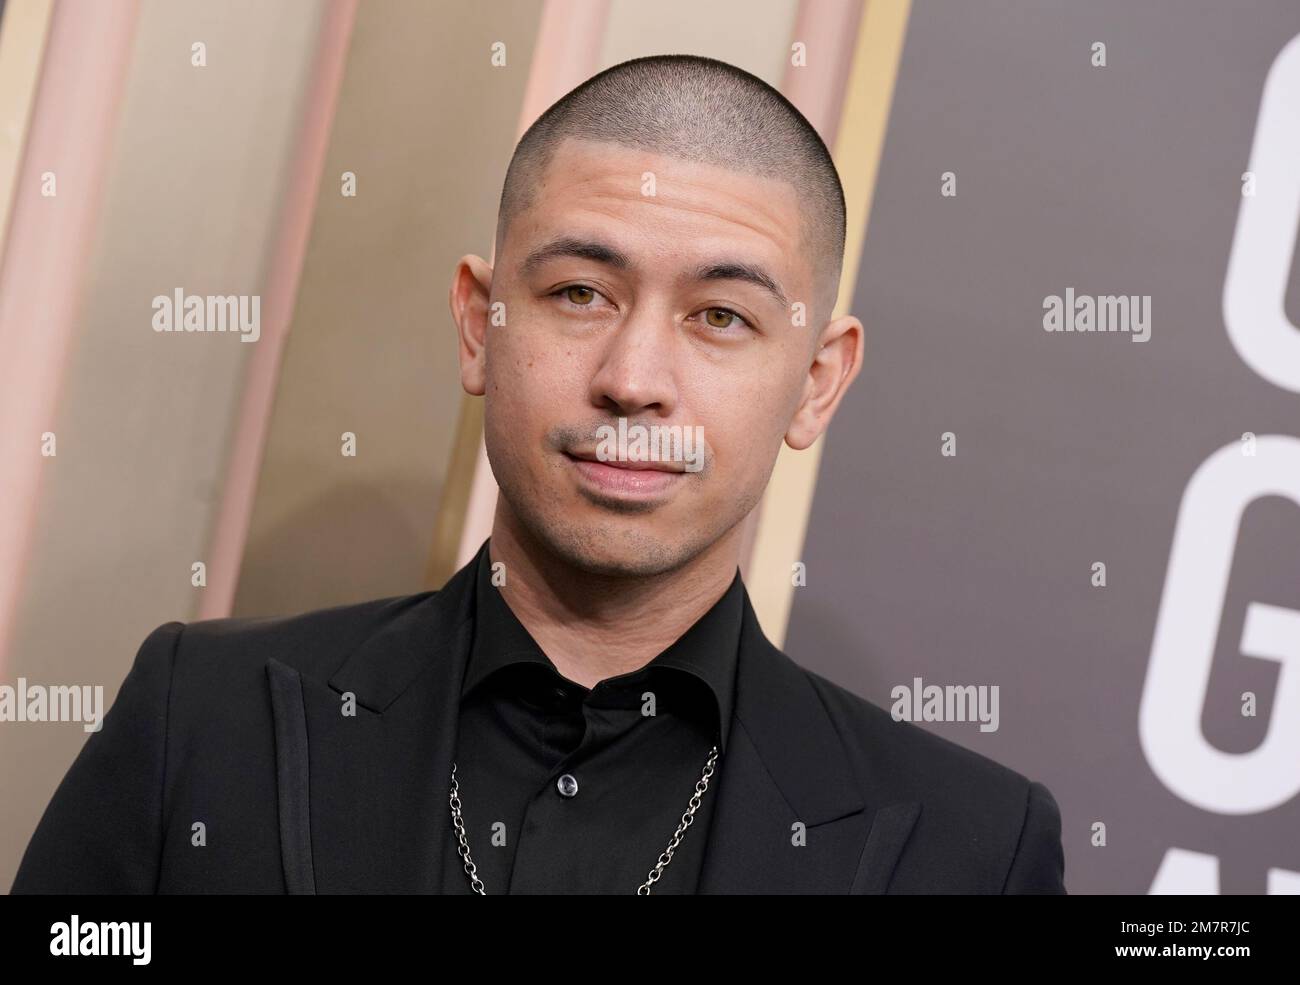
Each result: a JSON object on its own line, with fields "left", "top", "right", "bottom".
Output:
{"left": 198, "top": 0, "right": 359, "bottom": 618}
{"left": 783, "top": 0, "right": 864, "bottom": 142}
{"left": 0, "top": 0, "right": 141, "bottom": 674}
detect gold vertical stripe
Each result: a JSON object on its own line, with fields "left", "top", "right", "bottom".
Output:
{"left": 747, "top": 0, "right": 912, "bottom": 646}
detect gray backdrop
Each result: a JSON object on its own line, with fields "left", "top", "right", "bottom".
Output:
{"left": 786, "top": 0, "right": 1300, "bottom": 894}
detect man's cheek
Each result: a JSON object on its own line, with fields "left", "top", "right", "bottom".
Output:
{"left": 487, "top": 344, "right": 544, "bottom": 396}
{"left": 531, "top": 352, "right": 592, "bottom": 397}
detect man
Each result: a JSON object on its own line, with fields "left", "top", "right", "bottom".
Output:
{"left": 12, "top": 54, "right": 1065, "bottom": 894}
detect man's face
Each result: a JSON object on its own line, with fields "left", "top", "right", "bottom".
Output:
{"left": 458, "top": 137, "right": 844, "bottom": 578}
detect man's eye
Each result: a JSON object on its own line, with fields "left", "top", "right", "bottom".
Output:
{"left": 702, "top": 307, "right": 750, "bottom": 331}
{"left": 557, "top": 285, "right": 598, "bottom": 306}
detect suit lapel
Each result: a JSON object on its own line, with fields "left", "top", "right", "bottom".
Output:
{"left": 697, "top": 591, "right": 920, "bottom": 894}
{"left": 268, "top": 555, "right": 477, "bottom": 893}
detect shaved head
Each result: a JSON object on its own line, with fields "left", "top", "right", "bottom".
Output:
{"left": 451, "top": 53, "right": 865, "bottom": 584}
{"left": 496, "top": 54, "right": 847, "bottom": 323}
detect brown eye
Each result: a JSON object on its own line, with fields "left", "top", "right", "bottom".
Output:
{"left": 564, "top": 285, "right": 595, "bottom": 305}
{"left": 705, "top": 307, "right": 739, "bottom": 329}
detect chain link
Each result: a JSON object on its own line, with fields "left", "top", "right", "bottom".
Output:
{"left": 449, "top": 745, "right": 719, "bottom": 895}
{"left": 448, "top": 765, "right": 485, "bottom": 894}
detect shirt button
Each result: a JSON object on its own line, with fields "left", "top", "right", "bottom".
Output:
{"left": 556, "top": 773, "right": 579, "bottom": 798}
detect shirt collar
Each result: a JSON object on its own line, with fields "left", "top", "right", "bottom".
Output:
{"left": 462, "top": 538, "right": 744, "bottom": 753}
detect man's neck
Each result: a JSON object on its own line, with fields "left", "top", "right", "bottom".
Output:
{"left": 486, "top": 511, "right": 743, "bottom": 690}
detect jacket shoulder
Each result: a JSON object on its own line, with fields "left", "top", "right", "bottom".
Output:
{"left": 171, "top": 590, "right": 441, "bottom": 682}
{"left": 797, "top": 662, "right": 1066, "bottom": 893}
{"left": 802, "top": 666, "right": 1029, "bottom": 798}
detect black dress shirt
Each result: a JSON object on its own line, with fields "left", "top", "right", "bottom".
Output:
{"left": 441, "top": 540, "right": 743, "bottom": 894}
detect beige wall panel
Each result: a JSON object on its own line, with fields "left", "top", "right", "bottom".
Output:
{"left": 3, "top": 0, "right": 329, "bottom": 889}
{"left": 234, "top": 0, "right": 544, "bottom": 617}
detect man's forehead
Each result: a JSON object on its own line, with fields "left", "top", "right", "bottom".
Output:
{"left": 515, "top": 138, "right": 813, "bottom": 289}
{"left": 540, "top": 136, "right": 800, "bottom": 210}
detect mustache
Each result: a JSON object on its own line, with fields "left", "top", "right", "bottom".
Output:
{"left": 547, "top": 421, "right": 712, "bottom": 469}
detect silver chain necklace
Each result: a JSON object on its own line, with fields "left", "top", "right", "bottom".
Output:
{"left": 449, "top": 744, "right": 719, "bottom": 895}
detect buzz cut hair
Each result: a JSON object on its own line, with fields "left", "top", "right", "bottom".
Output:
{"left": 495, "top": 53, "right": 847, "bottom": 324}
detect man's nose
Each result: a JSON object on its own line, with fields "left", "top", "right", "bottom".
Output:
{"left": 587, "top": 306, "right": 679, "bottom": 416}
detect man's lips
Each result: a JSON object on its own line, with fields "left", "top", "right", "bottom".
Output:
{"left": 563, "top": 451, "right": 686, "bottom": 500}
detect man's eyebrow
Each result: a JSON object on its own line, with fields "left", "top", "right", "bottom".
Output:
{"left": 519, "top": 238, "right": 790, "bottom": 311}
{"left": 519, "top": 237, "right": 632, "bottom": 275}
{"left": 690, "top": 261, "right": 789, "bottom": 310}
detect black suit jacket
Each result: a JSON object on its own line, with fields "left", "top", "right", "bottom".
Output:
{"left": 12, "top": 552, "right": 1066, "bottom": 894}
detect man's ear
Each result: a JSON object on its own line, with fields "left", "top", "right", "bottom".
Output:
{"left": 448, "top": 254, "right": 495, "bottom": 396}
{"left": 785, "top": 313, "right": 865, "bottom": 450}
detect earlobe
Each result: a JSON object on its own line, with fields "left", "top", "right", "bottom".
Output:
{"left": 784, "top": 405, "right": 820, "bottom": 451}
